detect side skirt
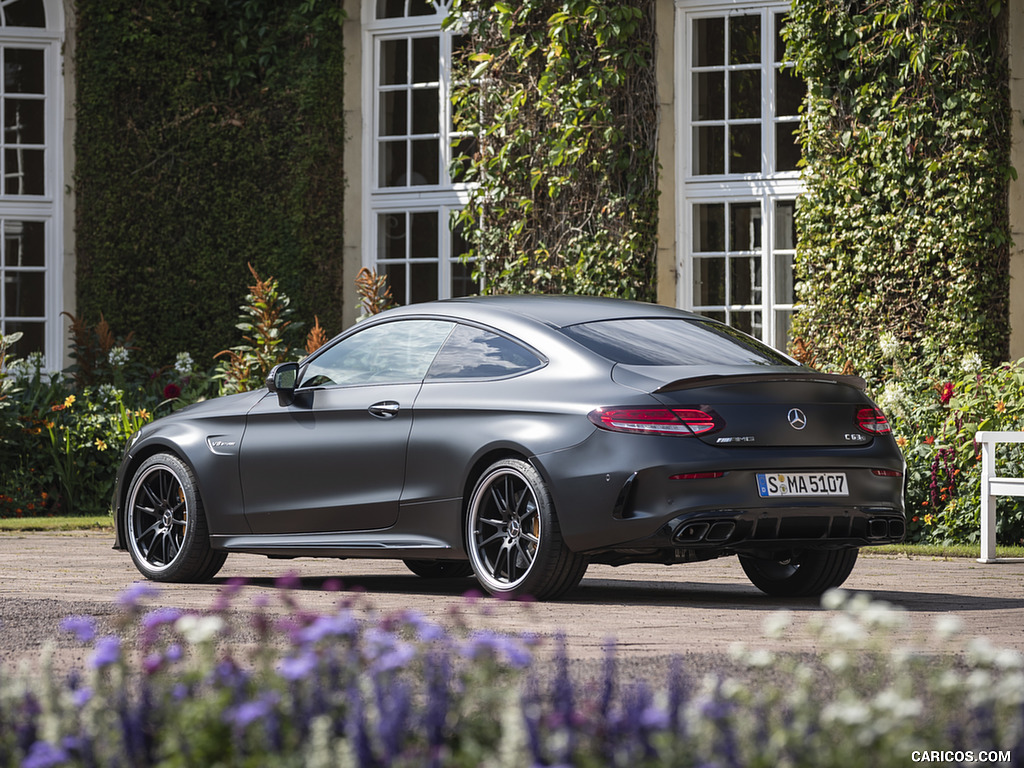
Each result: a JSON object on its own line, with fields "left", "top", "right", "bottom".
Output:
{"left": 210, "top": 532, "right": 460, "bottom": 560}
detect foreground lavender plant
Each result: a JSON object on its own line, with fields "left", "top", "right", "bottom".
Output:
{"left": 1, "top": 585, "right": 1021, "bottom": 767}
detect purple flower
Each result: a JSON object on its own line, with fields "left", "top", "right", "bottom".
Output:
{"left": 375, "top": 642, "right": 416, "bottom": 673}
{"left": 142, "top": 607, "right": 182, "bottom": 631}
{"left": 140, "top": 607, "right": 183, "bottom": 648}
{"left": 71, "top": 687, "right": 93, "bottom": 708}
{"left": 297, "top": 611, "right": 358, "bottom": 645}
{"left": 89, "top": 636, "right": 121, "bottom": 669}
{"left": 117, "top": 582, "right": 159, "bottom": 609}
{"left": 225, "top": 694, "right": 279, "bottom": 730}
{"left": 461, "top": 630, "right": 532, "bottom": 668}
{"left": 22, "top": 740, "right": 68, "bottom": 768}
{"left": 59, "top": 616, "right": 96, "bottom": 643}
{"left": 275, "top": 571, "right": 301, "bottom": 591}
{"left": 278, "top": 651, "right": 318, "bottom": 681}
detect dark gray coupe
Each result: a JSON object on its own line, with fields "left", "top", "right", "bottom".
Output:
{"left": 113, "top": 296, "right": 905, "bottom": 600}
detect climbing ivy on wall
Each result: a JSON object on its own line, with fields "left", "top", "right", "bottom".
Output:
{"left": 74, "top": 0, "right": 346, "bottom": 367}
{"left": 445, "top": 0, "right": 659, "bottom": 300}
{"left": 786, "top": 0, "right": 1012, "bottom": 381}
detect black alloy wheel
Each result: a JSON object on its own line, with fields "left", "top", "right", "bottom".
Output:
{"left": 124, "top": 453, "right": 227, "bottom": 583}
{"left": 466, "top": 458, "right": 588, "bottom": 600}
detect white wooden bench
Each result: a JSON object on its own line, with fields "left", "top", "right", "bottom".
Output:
{"left": 975, "top": 431, "right": 1024, "bottom": 563}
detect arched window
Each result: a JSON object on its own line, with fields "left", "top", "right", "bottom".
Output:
{"left": 0, "top": 0, "right": 63, "bottom": 368}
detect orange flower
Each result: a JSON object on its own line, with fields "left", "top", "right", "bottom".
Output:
{"left": 996, "top": 401, "right": 1007, "bottom": 413}
{"left": 924, "top": 436, "right": 935, "bottom": 445}
{"left": 896, "top": 436, "right": 908, "bottom": 448}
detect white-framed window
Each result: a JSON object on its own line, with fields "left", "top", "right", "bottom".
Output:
{"left": 362, "top": 0, "right": 477, "bottom": 305}
{"left": 676, "top": 0, "right": 802, "bottom": 350}
{"left": 0, "top": 0, "right": 62, "bottom": 368}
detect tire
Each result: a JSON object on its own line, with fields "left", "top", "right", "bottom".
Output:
{"left": 124, "top": 453, "right": 227, "bottom": 583}
{"left": 739, "top": 548, "right": 859, "bottom": 597}
{"left": 466, "top": 458, "right": 588, "bottom": 600}
{"left": 404, "top": 559, "right": 474, "bottom": 579}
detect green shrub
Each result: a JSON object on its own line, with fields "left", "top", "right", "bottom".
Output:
{"left": 447, "top": 0, "right": 659, "bottom": 300}
{"left": 74, "top": 0, "right": 346, "bottom": 367}
{"left": 786, "top": 0, "right": 1012, "bottom": 382}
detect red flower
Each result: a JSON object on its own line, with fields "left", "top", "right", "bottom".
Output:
{"left": 163, "top": 383, "right": 182, "bottom": 400}
{"left": 939, "top": 382, "right": 954, "bottom": 404}
{"left": 924, "top": 436, "right": 935, "bottom": 445}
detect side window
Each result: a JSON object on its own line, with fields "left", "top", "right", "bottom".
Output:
{"left": 301, "top": 319, "right": 454, "bottom": 387}
{"left": 427, "top": 324, "right": 542, "bottom": 380}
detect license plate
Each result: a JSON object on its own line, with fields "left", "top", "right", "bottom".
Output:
{"left": 756, "top": 472, "right": 848, "bottom": 497}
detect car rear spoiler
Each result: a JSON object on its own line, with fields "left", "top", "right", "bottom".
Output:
{"left": 610, "top": 363, "right": 867, "bottom": 394}
{"left": 654, "top": 371, "right": 867, "bottom": 393}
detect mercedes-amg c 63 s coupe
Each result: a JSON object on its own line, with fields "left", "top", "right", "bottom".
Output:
{"left": 113, "top": 295, "right": 905, "bottom": 600}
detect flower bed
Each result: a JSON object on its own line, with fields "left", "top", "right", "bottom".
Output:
{"left": 2, "top": 584, "right": 1021, "bottom": 767}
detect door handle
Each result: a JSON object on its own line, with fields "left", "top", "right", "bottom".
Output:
{"left": 368, "top": 401, "right": 401, "bottom": 419}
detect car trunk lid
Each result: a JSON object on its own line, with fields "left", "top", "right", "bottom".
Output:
{"left": 612, "top": 365, "right": 879, "bottom": 448}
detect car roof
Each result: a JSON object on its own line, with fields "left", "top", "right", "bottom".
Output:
{"left": 383, "top": 294, "right": 700, "bottom": 329}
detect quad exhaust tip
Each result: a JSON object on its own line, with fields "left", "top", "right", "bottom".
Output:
{"left": 674, "top": 520, "right": 736, "bottom": 544}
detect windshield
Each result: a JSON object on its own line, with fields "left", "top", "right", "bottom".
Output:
{"left": 560, "top": 318, "right": 797, "bottom": 367}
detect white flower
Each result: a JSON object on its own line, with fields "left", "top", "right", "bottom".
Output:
{"left": 763, "top": 610, "right": 794, "bottom": 639}
{"left": 821, "top": 589, "right": 850, "bottom": 611}
{"left": 97, "top": 384, "right": 121, "bottom": 404}
{"left": 878, "top": 331, "right": 900, "bottom": 359}
{"left": 876, "top": 382, "right": 908, "bottom": 421}
{"left": 175, "top": 614, "right": 225, "bottom": 644}
{"left": 933, "top": 614, "right": 963, "bottom": 641}
{"left": 873, "top": 689, "right": 923, "bottom": 720}
{"left": 174, "top": 351, "right": 194, "bottom": 378}
{"left": 826, "top": 614, "right": 868, "bottom": 643}
{"left": 960, "top": 350, "right": 983, "bottom": 373}
{"left": 822, "top": 696, "right": 871, "bottom": 727}
{"left": 825, "top": 651, "right": 851, "bottom": 672}
{"left": 108, "top": 346, "right": 130, "bottom": 367}
{"left": 860, "top": 600, "right": 907, "bottom": 631}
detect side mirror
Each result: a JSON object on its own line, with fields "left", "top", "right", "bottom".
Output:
{"left": 266, "top": 362, "right": 299, "bottom": 407}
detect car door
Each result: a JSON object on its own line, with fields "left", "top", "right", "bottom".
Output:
{"left": 237, "top": 319, "right": 455, "bottom": 534}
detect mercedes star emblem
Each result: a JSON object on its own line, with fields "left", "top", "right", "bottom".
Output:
{"left": 787, "top": 408, "right": 808, "bottom": 430}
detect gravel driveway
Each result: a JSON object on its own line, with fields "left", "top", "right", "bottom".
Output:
{"left": 2, "top": 531, "right": 1023, "bottom": 673}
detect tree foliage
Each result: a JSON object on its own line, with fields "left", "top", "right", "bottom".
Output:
{"left": 446, "top": 0, "right": 659, "bottom": 300}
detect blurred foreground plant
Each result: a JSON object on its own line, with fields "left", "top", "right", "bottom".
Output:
{"left": 2, "top": 584, "right": 1021, "bottom": 767}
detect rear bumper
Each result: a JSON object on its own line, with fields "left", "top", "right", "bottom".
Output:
{"left": 535, "top": 429, "right": 905, "bottom": 555}
{"left": 625, "top": 504, "right": 904, "bottom": 553}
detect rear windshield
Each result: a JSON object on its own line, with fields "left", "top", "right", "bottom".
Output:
{"left": 560, "top": 318, "right": 796, "bottom": 367}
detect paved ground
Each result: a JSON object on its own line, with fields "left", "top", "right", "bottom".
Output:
{"left": 1, "top": 531, "right": 1022, "bottom": 673}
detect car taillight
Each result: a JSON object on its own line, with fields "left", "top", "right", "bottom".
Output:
{"left": 588, "top": 407, "right": 723, "bottom": 437}
{"left": 670, "top": 471, "right": 725, "bottom": 480}
{"left": 856, "top": 407, "right": 891, "bottom": 434}
{"left": 871, "top": 469, "right": 903, "bottom": 477}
